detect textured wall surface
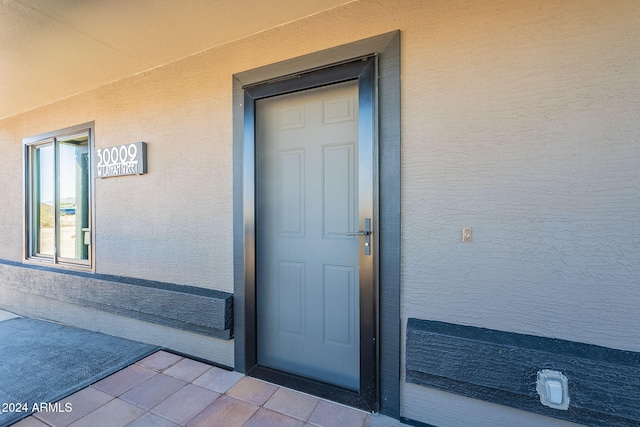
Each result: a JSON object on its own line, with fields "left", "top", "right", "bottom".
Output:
{"left": 406, "top": 319, "right": 640, "bottom": 426}
{"left": 0, "top": 286, "right": 235, "bottom": 368}
{"left": 396, "top": 1, "right": 640, "bottom": 424}
{"left": 400, "top": 0, "right": 640, "bottom": 350}
{"left": 0, "top": 0, "right": 638, "bottom": 425}
{"left": 0, "top": 261, "right": 233, "bottom": 339}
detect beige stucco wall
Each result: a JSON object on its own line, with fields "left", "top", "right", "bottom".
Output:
{"left": 1, "top": 0, "right": 638, "bottom": 425}
{"left": 396, "top": 1, "right": 639, "bottom": 424}
{"left": 401, "top": 0, "right": 640, "bottom": 347}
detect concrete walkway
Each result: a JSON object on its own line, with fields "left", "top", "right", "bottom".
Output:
{"left": 0, "top": 310, "right": 407, "bottom": 427}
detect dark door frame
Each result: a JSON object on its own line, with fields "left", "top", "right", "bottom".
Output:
{"left": 233, "top": 31, "right": 401, "bottom": 417}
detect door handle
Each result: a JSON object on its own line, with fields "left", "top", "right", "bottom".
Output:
{"left": 345, "top": 218, "right": 372, "bottom": 255}
{"left": 345, "top": 231, "right": 371, "bottom": 236}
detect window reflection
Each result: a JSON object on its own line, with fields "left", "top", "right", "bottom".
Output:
{"left": 58, "top": 135, "right": 89, "bottom": 260}
{"left": 33, "top": 144, "right": 54, "bottom": 256}
{"left": 26, "top": 126, "right": 92, "bottom": 267}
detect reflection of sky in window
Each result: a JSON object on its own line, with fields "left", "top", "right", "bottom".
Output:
{"left": 39, "top": 145, "right": 78, "bottom": 203}
{"left": 59, "top": 143, "right": 79, "bottom": 200}
{"left": 39, "top": 146, "right": 54, "bottom": 204}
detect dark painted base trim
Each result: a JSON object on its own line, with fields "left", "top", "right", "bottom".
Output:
{"left": 406, "top": 318, "right": 640, "bottom": 427}
{"left": 0, "top": 259, "right": 230, "bottom": 300}
{"left": 399, "top": 417, "right": 437, "bottom": 427}
{"left": 0, "top": 259, "right": 233, "bottom": 339}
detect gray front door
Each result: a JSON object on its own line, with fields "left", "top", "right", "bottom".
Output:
{"left": 256, "top": 79, "right": 370, "bottom": 390}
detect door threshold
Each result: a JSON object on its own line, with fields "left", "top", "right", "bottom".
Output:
{"left": 247, "top": 365, "right": 377, "bottom": 413}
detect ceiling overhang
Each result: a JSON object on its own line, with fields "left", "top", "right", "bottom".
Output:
{"left": 0, "top": 0, "right": 354, "bottom": 120}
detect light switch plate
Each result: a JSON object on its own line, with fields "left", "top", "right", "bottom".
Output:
{"left": 462, "top": 227, "right": 472, "bottom": 243}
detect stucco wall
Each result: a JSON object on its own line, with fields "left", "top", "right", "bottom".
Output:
{"left": 396, "top": 1, "right": 639, "bottom": 424}
{"left": 400, "top": 0, "right": 640, "bottom": 350}
{"left": 0, "top": 0, "right": 638, "bottom": 425}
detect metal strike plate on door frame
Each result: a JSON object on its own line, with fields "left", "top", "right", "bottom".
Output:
{"left": 345, "top": 218, "right": 372, "bottom": 255}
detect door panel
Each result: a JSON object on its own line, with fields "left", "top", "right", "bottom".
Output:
{"left": 256, "top": 80, "right": 361, "bottom": 390}
{"left": 323, "top": 264, "right": 356, "bottom": 347}
{"left": 323, "top": 143, "right": 356, "bottom": 237}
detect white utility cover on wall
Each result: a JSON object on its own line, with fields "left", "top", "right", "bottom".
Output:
{"left": 536, "top": 369, "right": 570, "bottom": 410}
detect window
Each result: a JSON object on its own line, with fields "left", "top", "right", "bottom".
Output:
{"left": 24, "top": 123, "right": 93, "bottom": 269}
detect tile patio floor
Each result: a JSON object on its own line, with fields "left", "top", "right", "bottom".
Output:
{"left": 1, "top": 311, "right": 407, "bottom": 427}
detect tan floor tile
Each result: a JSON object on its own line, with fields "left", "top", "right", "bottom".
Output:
{"left": 151, "top": 384, "right": 220, "bottom": 425}
{"left": 162, "top": 358, "right": 212, "bottom": 382}
{"left": 127, "top": 412, "right": 181, "bottom": 427}
{"left": 186, "top": 395, "right": 258, "bottom": 427}
{"left": 92, "top": 364, "right": 156, "bottom": 396}
{"left": 245, "top": 407, "right": 305, "bottom": 427}
{"left": 308, "top": 400, "right": 367, "bottom": 427}
{"left": 68, "top": 399, "right": 146, "bottom": 427}
{"left": 120, "top": 373, "right": 187, "bottom": 410}
{"left": 192, "top": 366, "right": 243, "bottom": 393}
{"left": 226, "top": 377, "right": 278, "bottom": 406}
{"left": 264, "top": 387, "right": 320, "bottom": 421}
{"left": 12, "top": 350, "right": 392, "bottom": 427}
{"left": 33, "top": 386, "right": 113, "bottom": 426}
{"left": 135, "top": 351, "right": 183, "bottom": 372}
